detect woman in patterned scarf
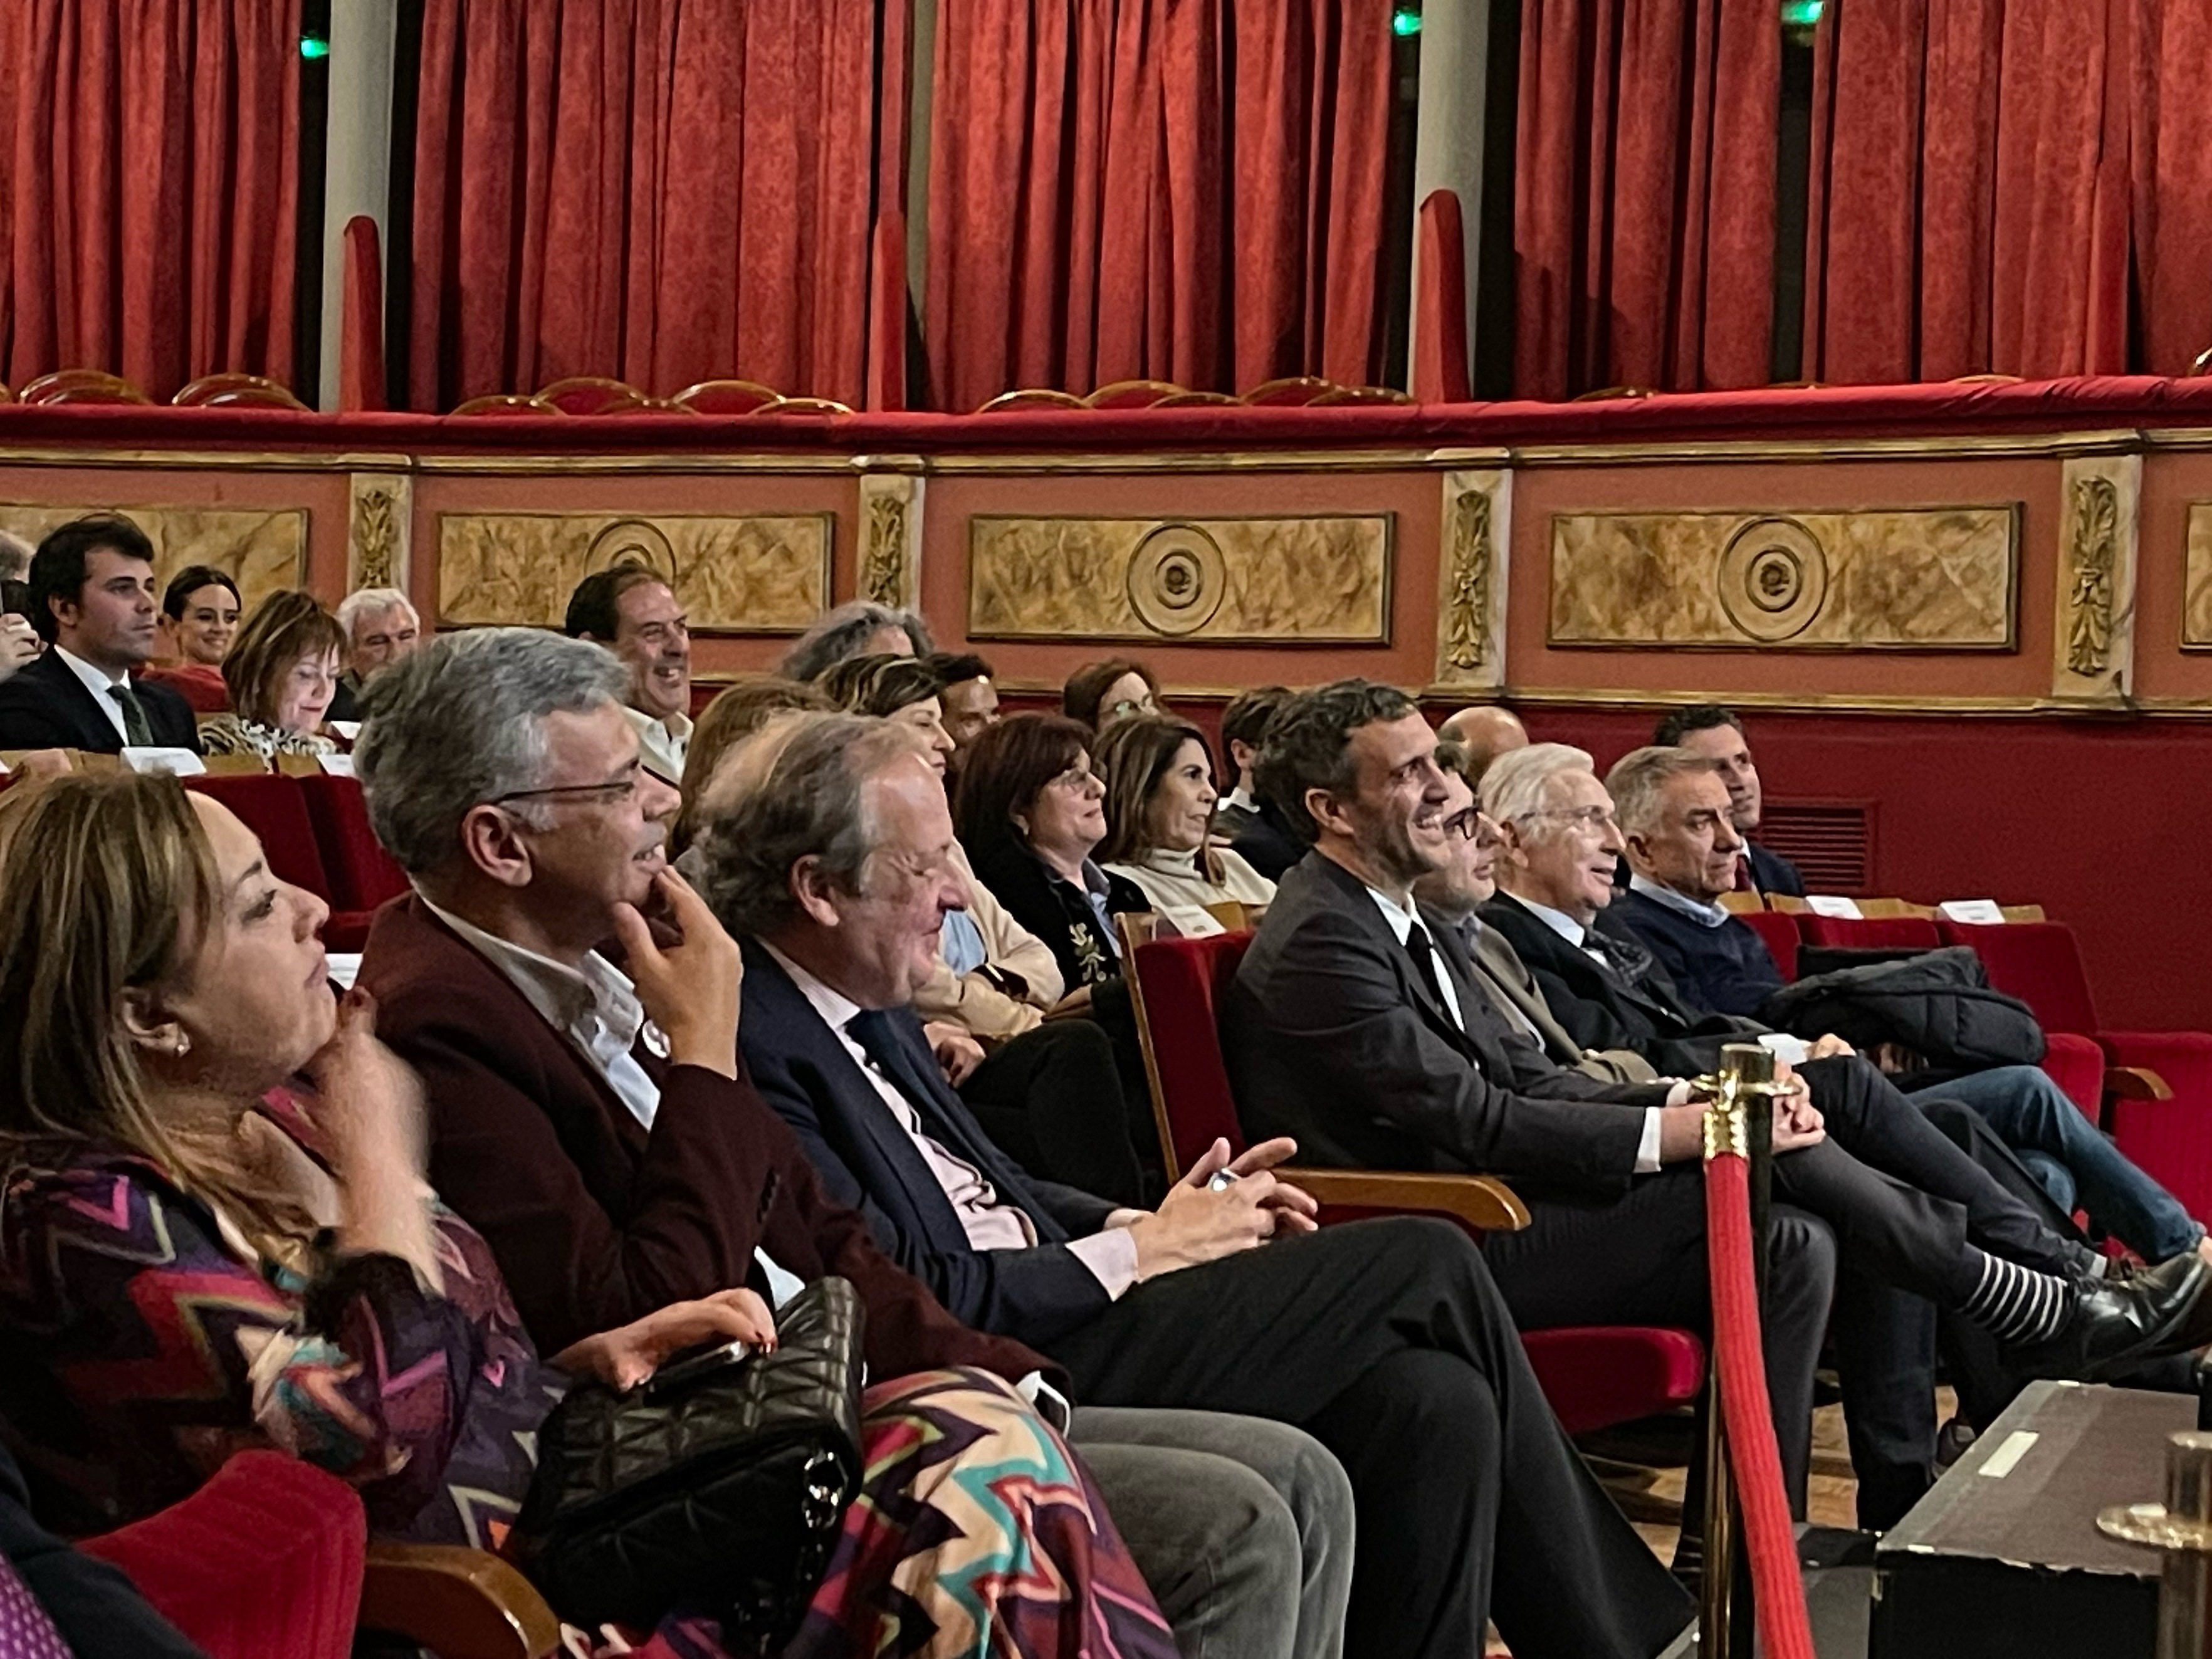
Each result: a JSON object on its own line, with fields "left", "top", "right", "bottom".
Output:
{"left": 0, "top": 771, "right": 1174, "bottom": 1659}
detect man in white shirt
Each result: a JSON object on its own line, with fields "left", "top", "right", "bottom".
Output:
{"left": 697, "top": 711, "right": 1700, "bottom": 1659}
{"left": 565, "top": 564, "right": 693, "bottom": 785}
{"left": 0, "top": 514, "right": 199, "bottom": 753}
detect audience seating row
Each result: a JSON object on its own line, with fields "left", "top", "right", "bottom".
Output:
{"left": 1118, "top": 921, "right": 1709, "bottom": 1439}
{"left": 178, "top": 773, "right": 409, "bottom": 953}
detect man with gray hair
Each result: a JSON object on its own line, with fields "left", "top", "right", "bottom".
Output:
{"left": 779, "top": 599, "right": 933, "bottom": 683}
{"left": 697, "top": 711, "right": 1699, "bottom": 1659}
{"left": 330, "top": 585, "right": 419, "bottom": 723}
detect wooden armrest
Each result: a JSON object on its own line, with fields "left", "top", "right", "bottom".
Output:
{"left": 360, "top": 1542, "right": 561, "bottom": 1659}
{"left": 2104, "top": 1065, "right": 2174, "bottom": 1102}
{"left": 1284, "top": 1167, "right": 1531, "bottom": 1233}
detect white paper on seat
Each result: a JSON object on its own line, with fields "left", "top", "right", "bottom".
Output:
{"left": 327, "top": 721, "right": 361, "bottom": 741}
{"left": 121, "top": 746, "right": 206, "bottom": 777}
{"left": 1803, "top": 894, "right": 1862, "bottom": 918}
{"left": 318, "top": 753, "right": 355, "bottom": 777}
{"left": 1758, "top": 1032, "right": 1811, "bottom": 1066}
{"left": 1939, "top": 899, "right": 2006, "bottom": 924}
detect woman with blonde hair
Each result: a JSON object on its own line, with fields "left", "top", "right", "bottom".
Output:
{"left": 199, "top": 590, "right": 346, "bottom": 758}
{"left": 1095, "top": 714, "right": 1275, "bottom": 937}
{"left": 0, "top": 772, "right": 1175, "bottom": 1658}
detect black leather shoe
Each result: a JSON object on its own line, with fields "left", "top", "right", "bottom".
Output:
{"left": 2015, "top": 1249, "right": 2210, "bottom": 1381}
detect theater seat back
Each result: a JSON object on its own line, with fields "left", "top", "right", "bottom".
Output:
{"left": 1125, "top": 931, "right": 1255, "bottom": 1179}
{"left": 1739, "top": 911, "right": 1800, "bottom": 980}
{"left": 296, "top": 773, "right": 409, "bottom": 911}
{"left": 1796, "top": 914, "right": 1942, "bottom": 951}
{"left": 1940, "top": 920, "right": 2100, "bottom": 1034}
{"left": 184, "top": 775, "right": 331, "bottom": 898}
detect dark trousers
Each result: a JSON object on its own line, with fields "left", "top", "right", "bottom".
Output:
{"left": 958, "top": 1018, "right": 1150, "bottom": 1205}
{"left": 1482, "top": 1164, "right": 1837, "bottom": 1514}
{"left": 1050, "top": 1218, "right": 1696, "bottom": 1659}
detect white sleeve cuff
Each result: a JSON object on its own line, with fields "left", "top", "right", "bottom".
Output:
{"left": 1067, "top": 1226, "right": 1142, "bottom": 1300}
{"left": 1015, "top": 1371, "right": 1072, "bottom": 1431}
{"left": 1635, "top": 1106, "right": 1664, "bottom": 1175}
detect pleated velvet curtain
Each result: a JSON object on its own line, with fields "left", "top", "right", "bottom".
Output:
{"left": 407, "top": 0, "right": 885, "bottom": 411}
{"left": 1512, "top": 0, "right": 1780, "bottom": 399}
{"left": 1802, "top": 0, "right": 2212, "bottom": 382}
{"left": 0, "top": 0, "right": 301, "bottom": 400}
{"left": 922, "top": 0, "right": 1397, "bottom": 414}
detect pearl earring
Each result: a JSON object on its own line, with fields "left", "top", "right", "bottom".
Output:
{"left": 173, "top": 1032, "right": 191, "bottom": 1058}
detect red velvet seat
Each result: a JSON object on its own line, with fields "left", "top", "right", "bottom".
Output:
{"left": 1794, "top": 914, "right": 1942, "bottom": 951}
{"left": 1739, "top": 910, "right": 1800, "bottom": 981}
{"left": 297, "top": 773, "right": 409, "bottom": 911}
{"left": 1124, "top": 928, "right": 1707, "bottom": 1436}
{"left": 183, "top": 775, "right": 376, "bottom": 951}
{"left": 79, "top": 1451, "right": 365, "bottom": 1659}
{"left": 1941, "top": 921, "right": 2212, "bottom": 1222}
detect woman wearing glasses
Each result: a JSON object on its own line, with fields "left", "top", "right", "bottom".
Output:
{"left": 1094, "top": 714, "right": 1275, "bottom": 939}
{"left": 1061, "top": 659, "right": 1160, "bottom": 732}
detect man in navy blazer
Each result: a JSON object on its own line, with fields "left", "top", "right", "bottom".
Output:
{"left": 700, "top": 712, "right": 1697, "bottom": 1659}
{"left": 0, "top": 515, "right": 199, "bottom": 754}
{"left": 1651, "top": 703, "right": 1805, "bottom": 899}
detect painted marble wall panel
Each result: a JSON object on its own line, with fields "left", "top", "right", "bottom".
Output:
{"left": 0, "top": 503, "right": 306, "bottom": 612}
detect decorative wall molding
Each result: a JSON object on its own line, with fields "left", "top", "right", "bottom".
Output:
{"left": 857, "top": 473, "right": 924, "bottom": 610}
{"left": 2049, "top": 454, "right": 2140, "bottom": 706}
{"left": 1547, "top": 506, "right": 2019, "bottom": 651}
{"left": 967, "top": 514, "right": 1393, "bottom": 642}
{"left": 435, "top": 511, "right": 832, "bottom": 634}
{"left": 2181, "top": 504, "right": 2212, "bottom": 651}
{"left": 347, "top": 473, "right": 411, "bottom": 593}
{"left": 0, "top": 502, "right": 306, "bottom": 612}
{"left": 1432, "top": 469, "right": 1511, "bottom": 693}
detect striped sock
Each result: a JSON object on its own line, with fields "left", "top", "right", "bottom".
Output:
{"left": 1961, "top": 1249, "right": 2073, "bottom": 1346}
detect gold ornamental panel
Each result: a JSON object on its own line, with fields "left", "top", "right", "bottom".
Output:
{"left": 967, "top": 514, "right": 1393, "bottom": 643}
{"left": 1547, "top": 506, "right": 2020, "bottom": 651}
{"left": 436, "top": 511, "right": 832, "bottom": 636}
{"left": 0, "top": 503, "right": 305, "bottom": 612}
{"left": 2184, "top": 505, "right": 2212, "bottom": 649}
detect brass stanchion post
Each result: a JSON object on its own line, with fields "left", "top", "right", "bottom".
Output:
{"left": 2099, "top": 1430, "right": 2212, "bottom": 1656}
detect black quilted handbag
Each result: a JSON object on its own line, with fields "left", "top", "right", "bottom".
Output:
{"left": 513, "top": 1277, "right": 866, "bottom": 1652}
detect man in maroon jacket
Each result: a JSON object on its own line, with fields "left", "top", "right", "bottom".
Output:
{"left": 352, "top": 627, "right": 1360, "bottom": 1659}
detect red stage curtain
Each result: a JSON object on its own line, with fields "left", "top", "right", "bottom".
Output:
{"left": 923, "top": 0, "right": 1395, "bottom": 414}
{"left": 1804, "top": 0, "right": 2212, "bottom": 382}
{"left": 0, "top": 0, "right": 300, "bottom": 400}
{"left": 1513, "top": 0, "right": 1778, "bottom": 400}
{"left": 408, "top": 0, "right": 883, "bottom": 411}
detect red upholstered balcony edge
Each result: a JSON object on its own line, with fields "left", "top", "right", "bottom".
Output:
{"left": 8, "top": 374, "right": 2212, "bottom": 454}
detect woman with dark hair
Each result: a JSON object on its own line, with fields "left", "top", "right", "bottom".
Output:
{"left": 140, "top": 565, "right": 241, "bottom": 713}
{"left": 1061, "top": 659, "right": 1160, "bottom": 731}
{"left": 199, "top": 591, "right": 346, "bottom": 759}
{"left": 1096, "top": 714, "right": 1276, "bottom": 938}
{"left": 817, "top": 652, "right": 956, "bottom": 771}
{"left": 0, "top": 770, "right": 1177, "bottom": 1658}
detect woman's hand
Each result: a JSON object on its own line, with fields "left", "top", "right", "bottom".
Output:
{"left": 555, "top": 1289, "right": 778, "bottom": 1391}
{"left": 305, "top": 990, "right": 427, "bottom": 1176}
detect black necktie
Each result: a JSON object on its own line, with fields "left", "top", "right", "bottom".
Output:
{"left": 108, "top": 682, "right": 152, "bottom": 745}
{"left": 1587, "top": 926, "right": 1655, "bottom": 987}
{"left": 1403, "top": 921, "right": 1460, "bottom": 1028}
{"left": 846, "top": 1008, "right": 940, "bottom": 1112}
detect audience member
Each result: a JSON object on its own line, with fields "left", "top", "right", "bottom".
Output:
{"left": 0, "top": 529, "right": 30, "bottom": 583}
{"left": 0, "top": 772, "right": 1172, "bottom": 1654}
{"left": 565, "top": 564, "right": 692, "bottom": 785}
{"left": 0, "top": 515, "right": 199, "bottom": 753}
{"left": 1097, "top": 713, "right": 1276, "bottom": 936}
{"left": 1413, "top": 741, "right": 1659, "bottom": 1086}
{"left": 351, "top": 631, "right": 1321, "bottom": 1656}
{"left": 781, "top": 599, "right": 933, "bottom": 683}
{"left": 330, "top": 587, "right": 421, "bottom": 723}
{"left": 1063, "top": 658, "right": 1161, "bottom": 730}
{"left": 0, "top": 580, "right": 41, "bottom": 682}
{"left": 138, "top": 565, "right": 240, "bottom": 714}
{"left": 1598, "top": 745, "right": 2209, "bottom": 1267}
{"left": 928, "top": 649, "right": 1000, "bottom": 762}
{"left": 671, "top": 673, "right": 833, "bottom": 855}
{"left": 1224, "top": 679, "right": 2211, "bottom": 1511}
{"left": 1653, "top": 703, "right": 1804, "bottom": 897}
{"left": 1437, "top": 704, "right": 1530, "bottom": 782}
{"left": 0, "top": 1438, "right": 209, "bottom": 1658}
{"left": 692, "top": 713, "right": 1700, "bottom": 1659}
{"left": 1211, "top": 684, "right": 1291, "bottom": 838}
{"left": 199, "top": 592, "right": 345, "bottom": 760}
{"left": 819, "top": 652, "right": 958, "bottom": 767}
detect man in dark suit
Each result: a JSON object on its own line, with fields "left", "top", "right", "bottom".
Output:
{"left": 1652, "top": 703, "right": 1804, "bottom": 898}
{"left": 1223, "top": 680, "right": 2208, "bottom": 1503}
{"left": 695, "top": 710, "right": 1698, "bottom": 1659}
{"left": 0, "top": 515, "right": 199, "bottom": 753}
{"left": 353, "top": 629, "right": 1366, "bottom": 1659}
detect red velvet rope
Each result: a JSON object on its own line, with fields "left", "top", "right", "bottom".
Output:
{"left": 1704, "top": 1151, "right": 1818, "bottom": 1659}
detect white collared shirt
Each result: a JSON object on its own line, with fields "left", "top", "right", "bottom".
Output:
{"left": 1515, "top": 892, "right": 1619, "bottom": 968}
{"left": 1368, "top": 884, "right": 1664, "bottom": 1174}
{"left": 1628, "top": 873, "right": 1731, "bottom": 929}
{"left": 53, "top": 644, "right": 136, "bottom": 743}
{"left": 422, "top": 895, "right": 805, "bottom": 1306}
{"left": 761, "top": 943, "right": 1140, "bottom": 1298}
{"left": 623, "top": 704, "right": 693, "bottom": 785}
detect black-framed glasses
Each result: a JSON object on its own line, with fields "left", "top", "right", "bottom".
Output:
{"left": 492, "top": 763, "right": 642, "bottom": 809}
